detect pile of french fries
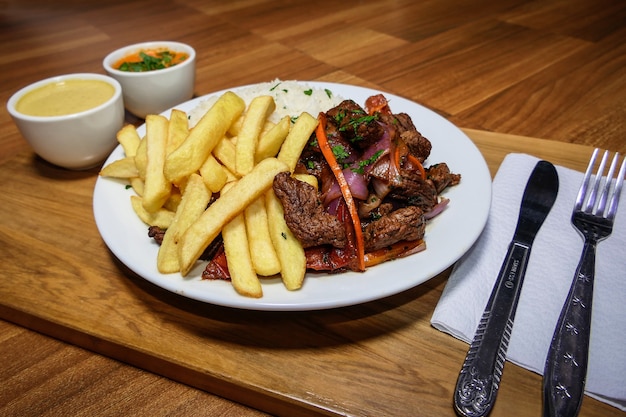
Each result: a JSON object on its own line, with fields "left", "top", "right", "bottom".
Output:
{"left": 100, "top": 91, "right": 320, "bottom": 298}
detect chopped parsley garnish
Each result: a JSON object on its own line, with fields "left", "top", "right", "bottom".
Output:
{"left": 333, "top": 110, "right": 346, "bottom": 124}
{"left": 338, "top": 115, "right": 378, "bottom": 132}
{"left": 117, "top": 50, "right": 186, "bottom": 72}
{"left": 325, "top": 89, "right": 333, "bottom": 98}
{"left": 332, "top": 144, "right": 350, "bottom": 161}
{"left": 304, "top": 89, "right": 313, "bottom": 96}
{"left": 370, "top": 211, "right": 382, "bottom": 220}
{"left": 352, "top": 150, "right": 384, "bottom": 174}
{"left": 338, "top": 114, "right": 379, "bottom": 143}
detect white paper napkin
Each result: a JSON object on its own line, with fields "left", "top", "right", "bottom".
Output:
{"left": 431, "top": 153, "right": 626, "bottom": 411}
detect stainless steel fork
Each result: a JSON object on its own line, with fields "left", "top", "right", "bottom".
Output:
{"left": 543, "top": 148, "right": 626, "bottom": 417}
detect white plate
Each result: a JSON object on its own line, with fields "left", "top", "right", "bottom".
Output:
{"left": 93, "top": 82, "right": 492, "bottom": 311}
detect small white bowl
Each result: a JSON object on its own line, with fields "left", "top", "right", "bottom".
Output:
{"left": 7, "top": 73, "right": 125, "bottom": 170}
{"left": 102, "top": 41, "right": 196, "bottom": 118}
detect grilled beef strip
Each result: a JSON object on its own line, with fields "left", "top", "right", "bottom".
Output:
{"left": 363, "top": 206, "right": 425, "bottom": 252}
{"left": 387, "top": 168, "right": 438, "bottom": 211}
{"left": 379, "top": 112, "right": 432, "bottom": 161}
{"left": 272, "top": 172, "right": 347, "bottom": 249}
{"left": 326, "top": 99, "right": 385, "bottom": 151}
{"left": 367, "top": 156, "right": 439, "bottom": 211}
{"left": 148, "top": 225, "right": 165, "bottom": 244}
{"left": 427, "top": 163, "right": 461, "bottom": 193}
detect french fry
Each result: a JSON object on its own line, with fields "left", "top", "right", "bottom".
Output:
{"left": 266, "top": 188, "right": 306, "bottom": 291}
{"left": 255, "top": 115, "right": 290, "bottom": 162}
{"left": 261, "top": 120, "right": 275, "bottom": 133}
{"left": 228, "top": 109, "right": 274, "bottom": 138}
{"left": 175, "top": 175, "right": 189, "bottom": 195}
{"left": 130, "top": 177, "right": 144, "bottom": 196}
{"left": 142, "top": 114, "right": 172, "bottom": 213}
{"left": 166, "top": 109, "right": 189, "bottom": 155}
{"left": 134, "top": 136, "right": 148, "bottom": 180}
{"left": 223, "top": 212, "right": 262, "bottom": 297}
{"left": 277, "top": 112, "right": 318, "bottom": 172}
{"left": 157, "top": 174, "right": 211, "bottom": 274}
{"left": 199, "top": 154, "right": 228, "bottom": 193}
{"left": 221, "top": 183, "right": 262, "bottom": 298}
{"left": 178, "top": 157, "right": 289, "bottom": 276}
{"left": 213, "top": 137, "right": 239, "bottom": 176}
{"left": 293, "top": 173, "right": 318, "bottom": 189}
{"left": 244, "top": 194, "right": 281, "bottom": 276}
{"left": 130, "top": 195, "right": 174, "bottom": 228}
{"left": 227, "top": 113, "right": 244, "bottom": 137}
{"left": 99, "top": 156, "right": 138, "bottom": 178}
{"left": 164, "top": 91, "right": 245, "bottom": 184}
{"left": 235, "top": 95, "right": 275, "bottom": 176}
{"left": 224, "top": 167, "right": 238, "bottom": 182}
{"left": 117, "top": 124, "right": 141, "bottom": 157}
{"left": 163, "top": 187, "right": 182, "bottom": 212}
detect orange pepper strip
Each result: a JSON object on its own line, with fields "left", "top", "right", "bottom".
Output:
{"left": 315, "top": 113, "right": 366, "bottom": 272}
{"left": 407, "top": 153, "right": 427, "bottom": 180}
{"left": 392, "top": 140, "right": 402, "bottom": 172}
{"left": 364, "top": 239, "right": 425, "bottom": 268}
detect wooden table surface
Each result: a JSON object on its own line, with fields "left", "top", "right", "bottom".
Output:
{"left": 1, "top": 1, "right": 625, "bottom": 416}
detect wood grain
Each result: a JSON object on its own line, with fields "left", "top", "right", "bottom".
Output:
{"left": 0, "top": 320, "right": 270, "bottom": 417}
{"left": 1, "top": 0, "right": 625, "bottom": 416}
{"left": 0, "top": 134, "right": 621, "bottom": 417}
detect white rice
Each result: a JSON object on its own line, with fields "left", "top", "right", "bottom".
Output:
{"left": 188, "top": 79, "right": 343, "bottom": 127}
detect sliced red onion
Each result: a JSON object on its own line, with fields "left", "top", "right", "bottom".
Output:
{"left": 323, "top": 168, "right": 369, "bottom": 206}
{"left": 358, "top": 193, "right": 382, "bottom": 218}
{"left": 371, "top": 177, "right": 390, "bottom": 199}
{"left": 360, "top": 123, "right": 391, "bottom": 176}
{"left": 424, "top": 197, "right": 450, "bottom": 219}
{"left": 326, "top": 197, "right": 341, "bottom": 215}
{"left": 342, "top": 168, "right": 369, "bottom": 200}
{"left": 324, "top": 180, "right": 342, "bottom": 205}
{"left": 398, "top": 241, "right": 427, "bottom": 258}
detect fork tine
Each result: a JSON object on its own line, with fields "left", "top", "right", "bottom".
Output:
{"left": 607, "top": 154, "right": 626, "bottom": 221}
{"left": 596, "top": 152, "right": 619, "bottom": 214}
{"left": 584, "top": 149, "right": 609, "bottom": 213}
{"left": 575, "top": 148, "right": 599, "bottom": 211}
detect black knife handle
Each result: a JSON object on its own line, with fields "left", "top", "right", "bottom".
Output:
{"left": 543, "top": 240, "right": 595, "bottom": 417}
{"left": 454, "top": 241, "right": 530, "bottom": 417}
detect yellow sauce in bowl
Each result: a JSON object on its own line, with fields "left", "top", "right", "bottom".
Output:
{"left": 16, "top": 79, "right": 115, "bottom": 117}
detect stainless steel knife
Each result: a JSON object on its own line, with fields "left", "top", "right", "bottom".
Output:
{"left": 453, "top": 160, "right": 559, "bottom": 417}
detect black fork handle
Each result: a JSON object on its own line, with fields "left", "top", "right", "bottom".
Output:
{"left": 543, "top": 239, "right": 596, "bottom": 417}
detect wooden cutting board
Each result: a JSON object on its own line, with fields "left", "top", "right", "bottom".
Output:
{"left": 0, "top": 129, "right": 618, "bottom": 417}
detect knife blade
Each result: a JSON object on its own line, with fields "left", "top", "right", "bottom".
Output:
{"left": 453, "top": 160, "right": 559, "bottom": 417}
